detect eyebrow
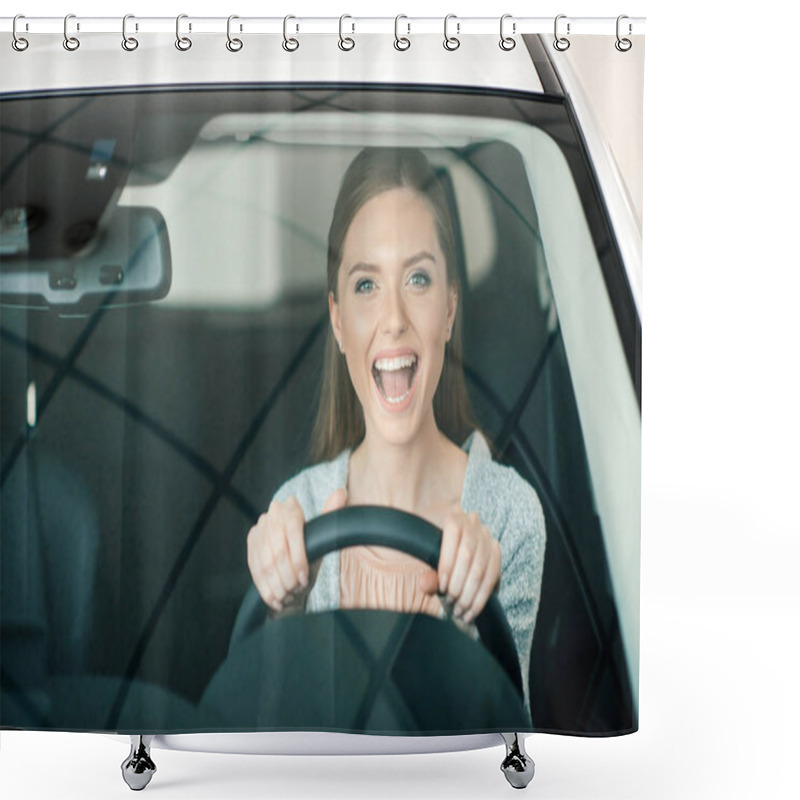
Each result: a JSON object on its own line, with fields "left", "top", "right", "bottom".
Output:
{"left": 346, "top": 251, "right": 436, "bottom": 278}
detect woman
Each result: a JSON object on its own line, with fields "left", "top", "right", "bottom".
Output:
{"left": 247, "top": 147, "right": 545, "bottom": 713}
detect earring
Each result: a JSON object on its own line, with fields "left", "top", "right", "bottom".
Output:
{"left": 337, "top": 338, "right": 344, "bottom": 353}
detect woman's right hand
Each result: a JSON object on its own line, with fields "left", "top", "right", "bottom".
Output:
{"left": 246, "top": 488, "right": 347, "bottom": 612}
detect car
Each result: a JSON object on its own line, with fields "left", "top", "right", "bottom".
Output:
{"left": 0, "top": 18, "right": 642, "bottom": 791}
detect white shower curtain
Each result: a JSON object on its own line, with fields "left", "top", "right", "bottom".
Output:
{"left": 0, "top": 2, "right": 644, "bottom": 769}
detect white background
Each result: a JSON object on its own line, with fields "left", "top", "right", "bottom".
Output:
{"left": 2, "top": 1, "right": 799, "bottom": 799}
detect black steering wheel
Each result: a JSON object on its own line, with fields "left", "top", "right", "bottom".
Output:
{"left": 230, "top": 505, "right": 523, "bottom": 700}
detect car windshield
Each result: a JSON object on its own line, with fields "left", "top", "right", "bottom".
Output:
{"left": 1, "top": 87, "right": 639, "bottom": 735}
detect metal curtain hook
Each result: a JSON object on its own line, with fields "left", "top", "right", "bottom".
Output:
{"left": 176, "top": 14, "right": 192, "bottom": 51}
{"left": 283, "top": 15, "right": 299, "bottom": 52}
{"left": 500, "top": 14, "right": 516, "bottom": 51}
{"left": 339, "top": 14, "right": 355, "bottom": 51}
{"left": 616, "top": 14, "right": 632, "bottom": 52}
{"left": 553, "top": 14, "right": 570, "bottom": 51}
{"left": 227, "top": 15, "right": 243, "bottom": 51}
{"left": 122, "top": 14, "right": 139, "bottom": 51}
{"left": 63, "top": 13, "right": 80, "bottom": 51}
{"left": 394, "top": 14, "right": 410, "bottom": 51}
{"left": 12, "top": 14, "right": 29, "bottom": 51}
{"left": 443, "top": 14, "right": 460, "bottom": 51}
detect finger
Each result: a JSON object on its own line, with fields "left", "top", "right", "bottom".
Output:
{"left": 264, "top": 518, "right": 293, "bottom": 604}
{"left": 417, "top": 567, "right": 439, "bottom": 596}
{"left": 262, "top": 562, "right": 287, "bottom": 610}
{"left": 447, "top": 517, "right": 479, "bottom": 610}
{"left": 464, "top": 540, "right": 502, "bottom": 624}
{"left": 246, "top": 522, "right": 269, "bottom": 603}
{"left": 322, "top": 487, "right": 348, "bottom": 514}
{"left": 247, "top": 519, "right": 280, "bottom": 611}
{"left": 454, "top": 530, "right": 488, "bottom": 617}
{"left": 284, "top": 497, "right": 310, "bottom": 588}
{"left": 268, "top": 513, "right": 300, "bottom": 601}
{"left": 437, "top": 511, "right": 463, "bottom": 595}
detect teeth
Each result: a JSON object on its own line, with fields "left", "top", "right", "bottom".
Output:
{"left": 385, "top": 388, "right": 411, "bottom": 404}
{"left": 374, "top": 354, "right": 417, "bottom": 371}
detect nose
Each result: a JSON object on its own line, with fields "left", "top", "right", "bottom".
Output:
{"left": 380, "top": 284, "right": 408, "bottom": 336}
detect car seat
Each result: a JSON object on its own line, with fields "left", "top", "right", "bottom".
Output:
{"left": 1, "top": 442, "right": 99, "bottom": 712}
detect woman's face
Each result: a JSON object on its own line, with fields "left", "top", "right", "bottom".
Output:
{"left": 330, "top": 187, "right": 457, "bottom": 447}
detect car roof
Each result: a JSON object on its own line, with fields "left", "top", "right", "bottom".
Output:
{"left": 0, "top": 32, "right": 548, "bottom": 96}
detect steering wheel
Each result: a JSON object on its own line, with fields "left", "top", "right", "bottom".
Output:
{"left": 230, "top": 505, "right": 524, "bottom": 700}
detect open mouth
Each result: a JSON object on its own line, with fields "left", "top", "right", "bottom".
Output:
{"left": 372, "top": 353, "right": 419, "bottom": 406}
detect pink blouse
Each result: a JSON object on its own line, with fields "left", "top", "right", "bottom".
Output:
{"left": 339, "top": 545, "right": 444, "bottom": 618}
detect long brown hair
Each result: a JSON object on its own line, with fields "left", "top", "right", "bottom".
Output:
{"left": 311, "top": 147, "right": 477, "bottom": 463}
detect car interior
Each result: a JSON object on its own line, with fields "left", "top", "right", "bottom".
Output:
{"left": 1, "top": 88, "right": 635, "bottom": 734}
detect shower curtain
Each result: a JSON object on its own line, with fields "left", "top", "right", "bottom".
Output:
{"left": 0, "top": 14, "right": 644, "bottom": 741}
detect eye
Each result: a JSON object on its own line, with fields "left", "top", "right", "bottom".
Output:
{"left": 355, "top": 277, "right": 375, "bottom": 294}
{"left": 408, "top": 271, "right": 431, "bottom": 288}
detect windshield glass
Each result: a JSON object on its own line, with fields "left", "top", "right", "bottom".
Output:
{"left": 1, "top": 88, "right": 639, "bottom": 735}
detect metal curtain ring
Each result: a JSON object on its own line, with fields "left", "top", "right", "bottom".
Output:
{"left": 283, "top": 15, "right": 299, "bottom": 52}
{"left": 176, "top": 14, "right": 192, "bottom": 51}
{"left": 394, "top": 14, "right": 410, "bottom": 51}
{"left": 443, "top": 14, "right": 460, "bottom": 51}
{"left": 553, "top": 14, "right": 570, "bottom": 51}
{"left": 616, "top": 14, "right": 632, "bottom": 52}
{"left": 226, "top": 15, "right": 243, "bottom": 51}
{"left": 122, "top": 14, "right": 138, "bottom": 51}
{"left": 338, "top": 14, "right": 355, "bottom": 51}
{"left": 499, "top": 14, "right": 516, "bottom": 51}
{"left": 63, "top": 13, "right": 80, "bottom": 51}
{"left": 12, "top": 15, "right": 29, "bottom": 51}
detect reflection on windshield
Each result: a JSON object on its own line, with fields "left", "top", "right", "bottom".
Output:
{"left": 1, "top": 88, "right": 638, "bottom": 736}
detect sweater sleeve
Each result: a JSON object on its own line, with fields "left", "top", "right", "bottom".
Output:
{"left": 270, "top": 470, "right": 317, "bottom": 518}
{"left": 497, "top": 470, "right": 546, "bottom": 717}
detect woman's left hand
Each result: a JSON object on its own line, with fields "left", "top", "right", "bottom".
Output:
{"left": 419, "top": 507, "right": 501, "bottom": 624}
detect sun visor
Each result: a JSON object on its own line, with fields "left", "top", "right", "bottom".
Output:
{"left": 0, "top": 96, "right": 139, "bottom": 261}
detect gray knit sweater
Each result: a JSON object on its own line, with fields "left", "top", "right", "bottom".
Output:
{"left": 270, "top": 430, "right": 546, "bottom": 713}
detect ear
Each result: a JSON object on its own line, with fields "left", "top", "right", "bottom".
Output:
{"left": 446, "top": 282, "right": 458, "bottom": 341}
{"left": 329, "top": 291, "right": 343, "bottom": 352}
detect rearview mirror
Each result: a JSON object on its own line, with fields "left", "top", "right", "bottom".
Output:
{"left": 0, "top": 206, "right": 171, "bottom": 313}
